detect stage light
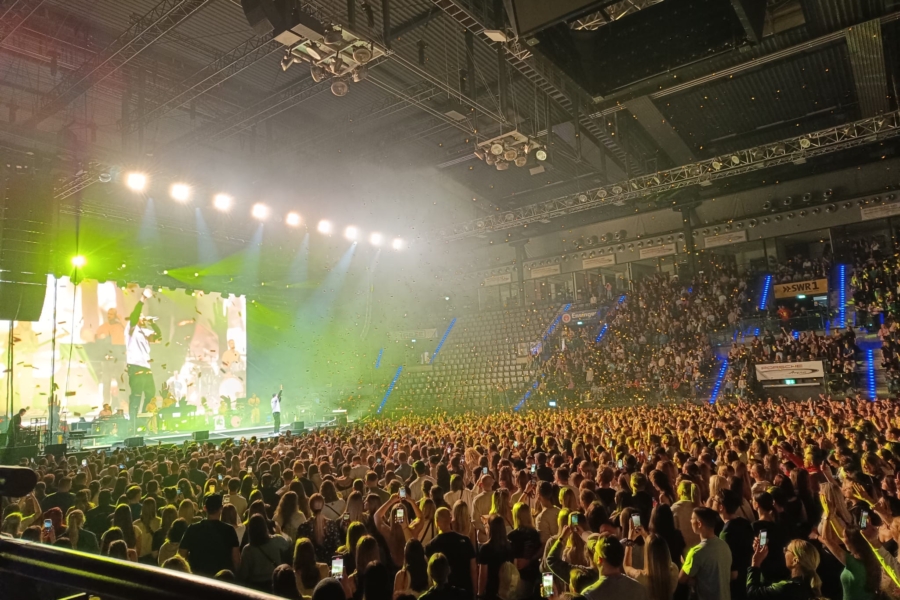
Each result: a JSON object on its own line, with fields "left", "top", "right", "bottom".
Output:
{"left": 286, "top": 212, "right": 301, "bottom": 227}
{"left": 370, "top": 232, "right": 383, "bottom": 246}
{"left": 213, "top": 193, "right": 233, "bottom": 211}
{"left": 392, "top": 237, "right": 404, "bottom": 250}
{"left": 170, "top": 183, "right": 191, "bottom": 202}
{"left": 535, "top": 149, "right": 548, "bottom": 161}
{"left": 251, "top": 203, "right": 269, "bottom": 220}
{"left": 318, "top": 220, "right": 332, "bottom": 234}
{"left": 71, "top": 255, "right": 86, "bottom": 268}
{"left": 125, "top": 172, "right": 147, "bottom": 192}
{"left": 345, "top": 226, "right": 358, "bottom": 240}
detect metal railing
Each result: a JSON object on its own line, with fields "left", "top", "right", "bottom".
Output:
{"left": 0, "top": 538, "right": 278, "bottom": 600}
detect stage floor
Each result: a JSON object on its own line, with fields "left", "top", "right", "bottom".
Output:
{"left": 80, "top": 424, "right": 299, "bottom": 450}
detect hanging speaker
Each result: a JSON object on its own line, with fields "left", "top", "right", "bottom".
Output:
{"left": 0, "top": 173, "right": 54, "bottom": 322}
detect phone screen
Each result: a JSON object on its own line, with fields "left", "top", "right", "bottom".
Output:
{"left": 118, "top": 464, "right": 125, "bottom": 469}
{"left": 43, "top": 519, "right": 52, "bottom": 531}
{"left": 331, "top": 556, "right": 344, "bottom": 578}
{"left": 218, "top": 474, "right": 223, "bottom": 481}
{"left": 541, "top": 572, "right": 553, "bottom": 598}
{"left": 759, "top": 530, "right": 768, "bottom": 548}
{"left": 569, "top": 514, "right": 578, "bottom": 527}
{"left": 482, "top": 467, "right": 488, "bottom": 475}
{"left": 395, "top": 508, "right": 405, "bottom": 523}
{"left": 860, "top": 511, "right": 869, "bottom": 529}
{"left": 248, "top": 466, "right": 252, "bottom": 473}
{"left": 531, "top": 464, "right": 536, "bottom": 474}
{"left": 81, "top": 459, "right": 87, "bottom": 467}
{"left": 343, "top": 513, "right": 350, "bottom": 522}
{"left": 631, "top": 514, "right": 641, "bottom": 529}
{"left": 617, "top": 459, "right": 623, "bottom": 469}
{"left": 399, "top": 487, "right": 406, "bottom": 499}
{"left": 514, "top": 441, "right": 518, "bottom": 448}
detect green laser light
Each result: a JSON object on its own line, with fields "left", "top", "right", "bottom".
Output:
{"left": 71, "top": 255, "right": 86, "bottom": 268}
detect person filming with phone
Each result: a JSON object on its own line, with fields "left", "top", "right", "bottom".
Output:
{"left": 747, "top": 538, "right": 823, "bottom": 600}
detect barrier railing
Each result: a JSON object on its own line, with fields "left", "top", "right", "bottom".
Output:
{"left": 0, "top": 538, "right": 278, "bottom": 600}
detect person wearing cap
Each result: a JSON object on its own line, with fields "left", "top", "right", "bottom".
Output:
{"left": 178, "top": 493, "right": 240, "bottom": 577}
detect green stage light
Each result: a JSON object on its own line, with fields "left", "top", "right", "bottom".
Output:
{"left": 71, "top": 255, "right": 86, "bottom": 268}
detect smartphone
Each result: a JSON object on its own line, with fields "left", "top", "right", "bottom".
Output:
{"left": 514, "top": 441, "right": 518, "bottom": 448}
{"left": 43, "top": 519, "right": 52, "bottom": 532}
{"left": 218, "top": 474, "right": 223, "bottom": 481}
{"left": 399, "top": 488, "right": 406, "bottom": 499}
{"left": 377, "top": 458, "right": 382, "bottom": 464}
{"left": 331, "top": 556, "right": 344, "bottom": 578}
{"left": 617, "top": 459, "right": 623, "bottom": 469}
{"left": 395, "top": 508, "right": 405, "bottom": 524}
{"left": 531, "top": 464, "right": 536, "bottom": 474}
{"left": 759, "top": 530, "right": 768, "bottom": 548}
{"left": 248, "top": 466, "right": 252, "bottom": 473}
{"left": 569, "top": 514, "right": 578, "bottom": 527}
{"left": 482, "top": 467, "right": 488, "bottom": 475}
{"left": 342, "top": 513, "right": 350, "bottom": 523}
{"left": 860, "top": 510, "right": 869, "bottom": 529}
{"left": 631, "top": 514, "right": 641, "bottom": 529}
{"left": 118, "top": 464, "right": 125, "bottom": 469}
{"left": 81, "top": 459, "right": 87, "bottom": 467}
{"left": 541, "top": 572, "right": 553, "bottom": 598}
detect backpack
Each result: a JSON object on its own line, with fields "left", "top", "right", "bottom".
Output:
{"left": 497, "top": 561, "right": 521, "bottom": 600}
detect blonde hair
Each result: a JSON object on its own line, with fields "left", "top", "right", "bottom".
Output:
{"left": 451, "top": 500, "right": 472, "bottom": 537}
{"left": 787, "top": 540, "right": 822, "bottom": 596}
{"left": 489, "top": 488, "right": 511, "bottom": 520}
{"left": 559, "top": 487, "right": 578, "bottom": 512}
{"left": 677, "top": 480, "right": 694, "bottom": 503}
{"left": 646, "top": 534, "right": 675, "bottom": 600}
{"left": 512, "top": 502, "right": 533, "bottom": 530}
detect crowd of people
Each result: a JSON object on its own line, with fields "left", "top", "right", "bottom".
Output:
{"left": 533, "top": 268, "right": 751, "bottom": 405}
{"left": 849, "top": 235, "right": 899, "bottom": 331}
{"left": 8, "top": 396, "right": 900, "bottom": 600}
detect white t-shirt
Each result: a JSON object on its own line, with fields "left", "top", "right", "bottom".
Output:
{"left": 271, "top": 394, "right": 281, "bottom": 413}
{"left": 125, "top": 324, "right": 155, "bottom": 368}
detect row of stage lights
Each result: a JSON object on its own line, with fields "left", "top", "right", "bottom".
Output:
{"left": 124, "top": 172, "right": 405, "bottom": 250}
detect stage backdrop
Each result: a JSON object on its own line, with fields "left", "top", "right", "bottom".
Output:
{"left": 0, "top": 276, "right": 246, "bottom": 419}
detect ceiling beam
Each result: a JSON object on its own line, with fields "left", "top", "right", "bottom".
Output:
{"left": 25, "top": 0, "right": 214, "bottom": 127}
{"left": 624, "top": 96, "right": 696, "bottom": 165}
{"left": 123, "top": 33, "right": 281, "bottom": 134}
{"left": 0, "top": 0, "right": 46, "bottom": 45}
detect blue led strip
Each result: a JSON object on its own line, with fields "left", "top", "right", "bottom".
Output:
{"left": 375, "top": 348, "right": 384, "bottom": 369}
{"left": 543, "top": 304, "right": 572, "bottom": 340}
{"left": 838, "top": 264, "right": 847, "bottom": 328}
{"left": 709, "top": 359, "right": 729, "bottom": 404}
{"left": 429, "top": 318, "right": 457, "bottom": 364}
{"left": 514, "top": 379, "right": 540, "bottom": 411}
{"left": 867, "top": 349, "right": 877, "bottom": 401}
{"left": 758, "top": 275, "right": 773, "bottom": 311}
{"left": 594, "top": 324, "right": 609, "bottom": 344}
{"left": 376, "top": 366, "right": 404, "bottom": 413}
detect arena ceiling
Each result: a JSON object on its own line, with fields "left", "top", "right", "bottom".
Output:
{"left": 0, "top": 0, "right": 898, "bottom": 242}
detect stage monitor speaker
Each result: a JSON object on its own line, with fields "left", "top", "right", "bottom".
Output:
{"left": 0, "top": 173, "right": 55, "bottom": 322}
{"left": 2, "top": 445, "right": 38, "bottom": 463}
{"left": 192, "top": 431, "right": 209, "bottom": 441}
{"left": 45, "top": 443, "right": 67, "bottom": 457}
{"left": 124, "top": 436, "right": 144, "bottom": 448}
{"left": 290, "top": 421, "right": 304, "bottom": 433}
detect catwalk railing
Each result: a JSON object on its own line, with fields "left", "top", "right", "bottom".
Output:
{"left": 0, "top": 537, "right": 278, "bottom": 600}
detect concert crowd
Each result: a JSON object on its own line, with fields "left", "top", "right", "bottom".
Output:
{"left": 5, "top": 396, "right": 900, "bottom": 600}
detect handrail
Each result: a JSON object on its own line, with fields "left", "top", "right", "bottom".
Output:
{"left": 0, "top": 538, "right": 280, "bottom": 600}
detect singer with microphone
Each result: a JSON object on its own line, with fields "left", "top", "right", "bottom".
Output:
{"left": 271, "top": 386, "right": 282, "bottom": 433}
{"left": 125, "top": 288, "right": 162, "bottom": 436}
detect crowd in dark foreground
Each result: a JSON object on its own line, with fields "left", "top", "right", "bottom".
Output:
{"left": 7, "top": 398, "right": 900, "bottom": 600}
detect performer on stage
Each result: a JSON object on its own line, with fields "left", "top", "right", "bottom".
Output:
{"left": 271, "top": 387, "right": 282, "bottom": 433}
{"left": 125, "top": 289, "right": 162, "bottom": 436}
{"left": 6, "top": 407, "right": 26, "bottom": 447}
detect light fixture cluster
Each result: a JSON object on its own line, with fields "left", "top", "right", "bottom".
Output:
{"left": 473, "top": 130, "right": 547, "bottom": 172}
{"left": 279, "top": 25, "right": 382, "bottom": 96}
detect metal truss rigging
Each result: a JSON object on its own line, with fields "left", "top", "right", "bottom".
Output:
{"left": 428, "top": 0, "right": 642, "bottom": 175}
{"left": 441, "top": 110, "right": 900, "bottom": 240}
{"left": 123, "top": 33, "right": 281, "bottom": 134}
{"left": 25, "top": 0, "right": 214, "bottom": 127}
{"left": 0, "top": 0, "right": 46, "bottom": 45}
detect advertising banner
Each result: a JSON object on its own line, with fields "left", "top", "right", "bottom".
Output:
{"left": 773, "top": 279, "right": 828, "bottom": 298}
{"left": 755, "top": 361, "right": 825, "bottom": 381}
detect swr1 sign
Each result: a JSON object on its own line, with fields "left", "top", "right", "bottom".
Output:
{"left": 773, "top": 279, "right": 828, "bottom": 299}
